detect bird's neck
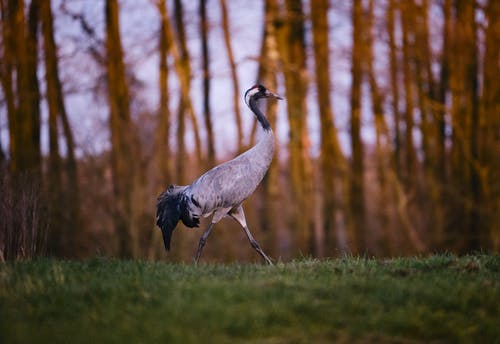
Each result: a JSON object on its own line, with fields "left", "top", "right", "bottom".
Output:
{"left": 252, "top": 121, "right": 274, "bottom": 168}
{"left": 249, "top": 98, "right": 271, "bottom": 131}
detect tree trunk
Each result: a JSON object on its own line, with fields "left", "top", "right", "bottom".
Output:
{"left": 5, "top": 0, "right": 41, "bottom": 175}
{"left": 276, "top": 0, "right": 314, "bottom": 255}
{"left": 310, "top": 0, "right": 344, "bottom": 256}
{"left": 438, "top": 0, "right": 451, "bottom": 181}
{"left": 349, "top": 0, "right": 366, "bottom": 254}
{"left": 387, "top": 0, "right": 402, "bottom": 180}
{"left": 400, "top": 0, "right": 417, "bottom": 188}
{"left": 366, "top": 0, "right": 391, "bottom": 254}
{"left": 449, "top": 0, "right": 480, "bottom": 252}
{"left": 413, "top": 0, "right": 444, "bottom": 250}
{"left": 26, "top": 0, "right": 41, "bottom": 172}
{"left": 256, "top": 0, "right": 282, "bottom": 256}
{"left": 170, "top": 0, "right": 202, "bottom": 181}
{"left": 41, "top": 0, "right": 63, "bottom": 255}
{"left": 156, "top": 0, "right": 172, "bottom": 184}
{"left": 200, "top": 0, "right": 215, "bottom": 166}
{"left": 0, "top": 0, "right": 45, "bottom": 260}
{"left": 220, "top": 0, "right": 244, "bottom": 153}
{"left": 105, "top": 0, "right": 135, "bottom": 258}
{"left": 481, "top": 0, "right": 500, "bottom": 250}
{"left": 0, "top": 0, "right": 18, "bottom": 171}
{"left": 41, "top": 0, "right": 80, "bottom": 257}
{"left": 413, "top": 2, "right": 431, "bottom": 171}
{"left": 434, "top": 0, "right": 452, "bottom": 248}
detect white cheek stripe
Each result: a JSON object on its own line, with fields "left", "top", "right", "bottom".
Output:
{"left": 245, "top": 88, "right": 259, "bottom": 106}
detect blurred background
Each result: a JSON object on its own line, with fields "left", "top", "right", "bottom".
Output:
{"left": 0, "top": 0, "right": 498, "bottom": 262}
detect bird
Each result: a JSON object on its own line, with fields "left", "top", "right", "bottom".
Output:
{"left": 156, "top": 84, "right": 283, "bottom": 265}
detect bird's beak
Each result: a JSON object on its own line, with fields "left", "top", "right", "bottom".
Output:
{"left": 265, "top": 90, "right": 284, "bottom": 100}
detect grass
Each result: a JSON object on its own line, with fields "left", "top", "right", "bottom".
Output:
{"left": 1, "top": 255, "right": 499, "bottom": 343}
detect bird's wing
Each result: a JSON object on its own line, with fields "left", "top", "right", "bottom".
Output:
{"left": 188, "top": 157, "right": 258, "bottom": 211}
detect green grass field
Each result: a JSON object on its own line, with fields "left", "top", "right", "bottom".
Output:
{"left": 1, "top": 255, "right": 499, "bottom": 343}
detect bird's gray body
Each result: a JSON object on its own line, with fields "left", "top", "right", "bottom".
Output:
{"left": 156, "top": 84, "right": 281, "bottom": 264}
{"left": 185, "top": 129, "right": 273, "bottom": 221}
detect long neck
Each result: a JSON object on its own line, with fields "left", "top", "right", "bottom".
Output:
{"left": 249, "top": 97, "right": 271, "bottom": 131}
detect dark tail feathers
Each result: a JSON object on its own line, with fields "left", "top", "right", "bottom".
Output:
{"left": 156, "top": 185, "right": 187, "bottom": 251}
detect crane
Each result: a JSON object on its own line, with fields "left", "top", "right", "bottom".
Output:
{"left": 156, "top": 84, "right": 282, "bottom": 265}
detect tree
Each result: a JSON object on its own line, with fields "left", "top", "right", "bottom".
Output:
{"left": 1, "top": 0, "right": 41, "bottom": 175}
{"left": 173, "top": 0, "right": 202, "bottom": 181}
{"left": 387, "top": 0, "right": 402, "bottom": 180}
{"left": 41, "top": 0, "right": 80, "bottom": 256}
{"left": 310, "top": 0, "right": 344, "bottom": 255}
{"left": 400, "top": 0, "right": 417, "bottom": 188}
{"left": 481, "top": 0, "right": 500, "bottom": 250}
{"left": 105, "top": 0, "right": 135, "bottom": 258}
{"left": 276, "top": 0, "right": 314, "bottom": 254}
{"left": 349, "top": 0, "right": 366, "bottom": 253}
{"left": 156, "top": 0, "right": 172, "bottom": 184}
{"left": 255, "top": 0, "right": 282, "bottom": 255}
{"left": 411, "top": 0, "right": 445, "bottom": 249}
{"left": 432, "top": 0, "right": 452, "bottom": 248}
{"left": 200, "top": 0, "right": 215, "bottom": 166}
{"left": 0, "top": 0, "right": 45, "bottom": 260}
{"left": 448, "top": 0, "right": 481, "bottom": 252}
{"left": 366, "top": 0, "right": 392, "bottom": 253}
{"left": 220, "top": 0, "right": 244, "bottom": 153}
{"left": 0, "top": 0, "right": 18, "bottom": 170}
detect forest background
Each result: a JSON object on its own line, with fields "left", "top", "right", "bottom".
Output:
{"left": 0, "top": 0, "right": 498, "bottom": 262}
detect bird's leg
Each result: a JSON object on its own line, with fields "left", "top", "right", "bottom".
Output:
{"left": 242, "top": 225, "right": 274, "bottom": 265}
{"left": 229, "top": 206, "right": 273, "bottom": 265}
{"left": 194, "top": 223, "right": 215, "bottom": 264}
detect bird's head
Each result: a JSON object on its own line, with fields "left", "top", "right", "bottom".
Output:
{"left": 244, "top": 84, "right": 283, "bottom": 107}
